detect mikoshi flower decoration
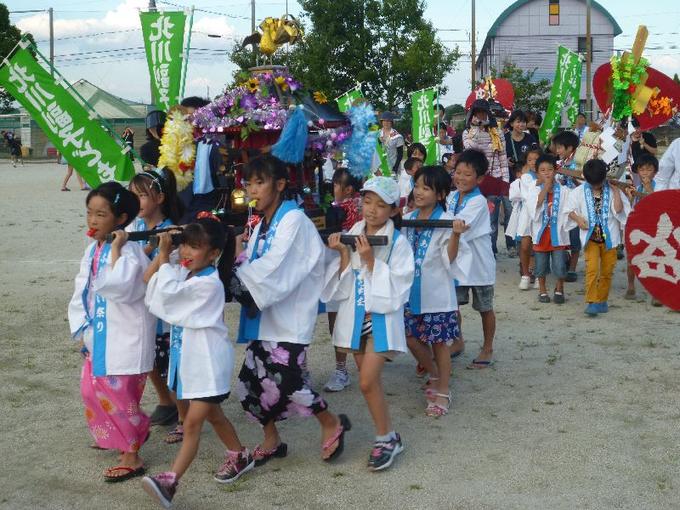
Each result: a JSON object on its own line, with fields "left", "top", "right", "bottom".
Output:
{"left": 158, "top": 107, "right": 196, "bottom": 190}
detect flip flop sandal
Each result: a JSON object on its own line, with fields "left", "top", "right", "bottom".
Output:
{"left": 466, "top": 359, "right": 493, "bottom": 370}
{"left": 164, "top": 424, "right": 184, "bottom": 444}
{"left": 253, "top": 442, "right": 288, "bottom": 467}
{"left": 322, "top": 414, "right": 351, "bottom": 462}
{"left": 103, "top": 465, "right": 146, "bottom": 483}
{"left": 450, "top": 349, "right": 464, "bottom": 359}
{"left": 425, "top": 393, "right": 451, "bottom": 417}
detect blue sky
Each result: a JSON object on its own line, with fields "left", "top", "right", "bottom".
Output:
{"left": 6, "top": 0, "right": 680, "bottom": 106}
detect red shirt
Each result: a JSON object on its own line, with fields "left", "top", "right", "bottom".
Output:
{"left": 533, "top": 192, "right": 568, "bottom": 252}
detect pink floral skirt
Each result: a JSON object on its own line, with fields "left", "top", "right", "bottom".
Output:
{"left": 236, "top": 341, "right": 327, "bottom": 425}
{"left": 80, "top": 357, "right": 150, "bottom": 453}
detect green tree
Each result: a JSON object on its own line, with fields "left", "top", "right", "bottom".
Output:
{"left": 230, "top": 0, "right": 459, "bottom": 111}
{"left": 492, "top": 60, "right": 551, "bottom": 113}
{"left": 0, "top": 4, "right": 35, "bottom": 113}
{"left": 673, "top": 73, "right": 680, "bottom": 85}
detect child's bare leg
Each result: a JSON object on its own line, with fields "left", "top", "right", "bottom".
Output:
{"left": 149, "top": 367, "right": 174, "bottom": 406}
{"left": 176, "top": 398, "right": 189, "bottom": 423}
{"left": 355, "top": 352, "right": 390, "bottom": 435}
{"left": 520, "top": 236, "right": 532, "bottom": 276}
{"left": 450, "top": 309, "right": 464, "bottom": 355}
{"left": 555, "top": 278, "right": 565, "bottom": 294}
{"left": 170, "top": 401, "right": 212, "bottom": 479}
{"left": 538, "top": 276, "right": 547, "bottom": 294}
{"left": 476, "top": 310, "right": 496, "bottom": 362}
{"left": 260, "top": 420, "right": 281, "bottom": 451}
{"left": 432, "top": 343, "right": 451, "bottom": 405}
{"left": 407, "top": 335, "right": 436, "bottom": 376}
{"left": 206, "top": 405, "right": 243, "bottom": 451}
{"left": 569, "top": 250, "right": 580, "bottom": 272}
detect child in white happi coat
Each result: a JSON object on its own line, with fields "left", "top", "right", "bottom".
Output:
{"left": 68, "top": 182, "right": 155, "bottom": 483}
{"left": 142, "top": 215, "right": 252, "bottom": 508}
{"left": 230, "top": 155, "right": 350, "bottom": 466}
{"left": 566, "top": 159, "right": 631, "bottom": 316}
{"left": 507, "top": 148, "right": 541, "bottom": 289}
{"left": 528, "top": 155, "right": 572, "bottom": 304}
{"left": 323, "top": 176, "right": 414, "bottom": 471}
{"left": 625, "top": 153, "right": 658, "bottom": 300}
{"left": 128, "top": 168, "right": 184, "bottom": 433}
{"left": 446, "top": 149, "right": 497, "bottom": 369}
{"left": 402, "top": 166, "right": 468, "bottom": 417}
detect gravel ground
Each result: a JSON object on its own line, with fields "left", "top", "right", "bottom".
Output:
{"left": 1, "top": 161, "right": 679, "bottom": 510}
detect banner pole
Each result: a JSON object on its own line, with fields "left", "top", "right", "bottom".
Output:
{"left": 334, "top": 83, "right": 361, "bottom": 102}
{"left": 28, "top": 38, "right": 141, "bottom": 161}
{"left": 179, "top": 6, "right": 194, "bottom": 99}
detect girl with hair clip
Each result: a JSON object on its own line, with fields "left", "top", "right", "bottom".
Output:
{"left": 230, "top": 155, "right": 351, "bottom": 466}
{"left": 68, "top": 182, "right": 155, "bottom": 483}
{"left": 128, "top": 168, "right": 185, "bottom": 433}
{"left": 142, "top": 214, "right": 252, "bottom": 508}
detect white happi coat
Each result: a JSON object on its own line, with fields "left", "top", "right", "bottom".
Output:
{"left": 506, "top": 172, "right": 537, "bottom": 239}
{"left": 566, "top": 183, "right": 631, "bottom": 248}
{"left": 68, "top": 241, "right": 155, "bottom": 376}
{"left": 446, "top": 189, "right": 496, "bottom": 286}
{"left": 321, "top": 219, "right": 414, "bottom": 353}
{"left": 401, "top": 207, "right": 467, "bottom": 314}
{"left": 657, "top": 137, "right": 680, "bottom": 190}
{"left": 527, "top": 183, "right": 573, "bottom": 246}
{"left": 146, "top": 264, "right": 233, "bottom": 399}
{"left": 237, "top": 204, "right": 324, "bottom": 345}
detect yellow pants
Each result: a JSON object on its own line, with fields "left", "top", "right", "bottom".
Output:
{"left": 584, "top": 241, "right": 618, "bottom": 303}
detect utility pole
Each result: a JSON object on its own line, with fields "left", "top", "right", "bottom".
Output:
{"left": 586, "top": 0, "right": 592, "bottom": 120}
{"left": 251, "top": 0, "right": 256, "bottom": 33}
{"left": 48, "top": 8, "right": 54, "bottom": 75}
{"left": 471, "top": 0, "right": 476, "bottom": 91}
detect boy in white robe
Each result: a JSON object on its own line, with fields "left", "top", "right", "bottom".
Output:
{"left": 566, "top": 159, "right": 631, "bottom": 316}
{"left": 527, "top": 154, "right": 572, "bottom": 304}
{"left": 446, "top": 149, "right": 496, "bottom": 369}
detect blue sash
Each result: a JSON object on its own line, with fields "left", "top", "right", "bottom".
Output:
{"left": 350, "top": 229, "right": 401, "bottom": 352}
{"left": 134, "top": 217, "right": 172, "bottom": 260}
{"left": 237, "top": 200, "right": 299, "bottom": 343}
{"left": 637, "top": 180, "right": 655, "bottom": 194}
{"left": 584, "top": 183, "right": 612, "bottom": 249}
{"left": 167, "top": 265, "right": 215, "bottom": 398}
{"left": 535, "top": 183, "right": 562, "bottom": 247}
{"left": 406, "top": 205, "right": 444, "bottom": 314}
{"left": 77, "top": 242, "right": 111, "bottom": 377}
{"left": 448, "top": 186, "right": 481, "bottom": 214}
{"left": 528, "top": 171, "right": 537, "bottom": 181}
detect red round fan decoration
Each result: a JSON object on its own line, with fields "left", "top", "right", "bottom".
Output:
{"left": 625, "top": 190, "right": 680, "bottom": 310}
{"left": 465, "top": 78, "right": 515, "bottom": 112}
{"left": 593, "top": 63, "right": 680, "bottom": 130}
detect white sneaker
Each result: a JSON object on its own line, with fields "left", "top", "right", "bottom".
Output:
{"left": 518, "top": 275, "right": 531, "bottom": 290}
{"left": 324, "top": 370, "right": 350, "bottom": 392}
{"left": 533, "top": 279, "right": 540, "bottom": 289}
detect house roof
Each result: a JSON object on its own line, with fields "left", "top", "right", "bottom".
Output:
{"left": 69, "top": 79, "right": 150, "bottom": 119}
{"left": 476, "top": 0, "right": 622, "bottom": 66}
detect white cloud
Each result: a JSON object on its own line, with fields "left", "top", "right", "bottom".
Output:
{"left": 16, "top": 0, "right": 147, "bottom": 39}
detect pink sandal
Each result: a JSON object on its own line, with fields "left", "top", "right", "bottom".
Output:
{"left": 425, "top": 393, "right": 451, "bottom": 417}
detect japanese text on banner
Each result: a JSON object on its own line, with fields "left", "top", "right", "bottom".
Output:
{"left": 539, "top": 46, "right": 582, "bottom": 144}
{"left": 411, "top": 88, "right": 437, "bottom": 165}
{"left": 0, "top": 46, "right": 134, "bottom": 187}
{"left": 140, "top": 11, "right": 186, "bottom": 111}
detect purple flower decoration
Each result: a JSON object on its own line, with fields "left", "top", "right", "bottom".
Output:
{"left": 240, "top": 94, "right": 258, "bottom": 110}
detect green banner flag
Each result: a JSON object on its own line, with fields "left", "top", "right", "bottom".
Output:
{"left": 411, "top": 87, "right": 437, "bottom": 165}
{"left": 337, "top": 86, "right": 391, "bottom": 175}
{"left": 140, "top": 11, "right": 187, "bottom": 111}
{"left": 0, "top": 45, "right": 134, "bottom": 187}
{"left": 539, "top": 46, "right": 583, "bottom": 144}
{"left": 336, "top": 87, "right": 363, "bottom": 113}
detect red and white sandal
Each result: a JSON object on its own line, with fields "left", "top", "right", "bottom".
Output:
{"left": 425, "top": 393, "right": 451, "bottom": 417}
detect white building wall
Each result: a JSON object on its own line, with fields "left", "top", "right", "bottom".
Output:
{"left": 476, "top": 0, "right": 617, "bottom": 106}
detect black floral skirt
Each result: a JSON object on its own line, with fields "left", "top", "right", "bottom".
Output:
{"left": 236, "top": 341, "right": 327, "bottom": 425}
